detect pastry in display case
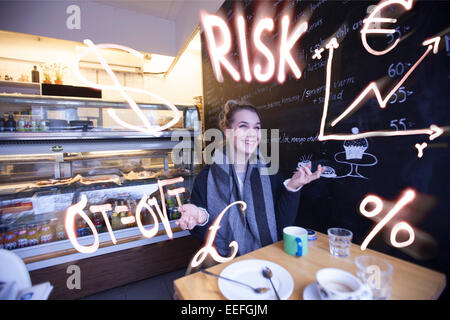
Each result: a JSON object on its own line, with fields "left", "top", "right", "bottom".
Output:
{"left": 0, "top": 94, "right": 202, "bottom": 278}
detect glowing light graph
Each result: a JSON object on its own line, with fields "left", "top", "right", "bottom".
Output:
{"left": 73, "top": 39, "right": 180, "bottom": 135}
{"left": 317, "top": 36, "right": 443, "bottom": 142}
{"left": 330, "top": 36, "right": 441, "bottom": 127}
{"left": 359, "top": 189, "right": 416, "bottom": 250}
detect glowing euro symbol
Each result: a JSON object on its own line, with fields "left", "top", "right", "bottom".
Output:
{"left": 73, "top": 39, "right": 180, "bottom": 135}
{"left": 361, "top": 0, "right": 414, "bottom": 55}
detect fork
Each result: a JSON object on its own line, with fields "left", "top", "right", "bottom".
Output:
{"left": 200, "top": 269, "right": 270, "bottom": 294}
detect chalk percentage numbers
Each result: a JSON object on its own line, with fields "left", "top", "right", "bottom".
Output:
{"left": 360, "top": 189, "right": 416, "bottom": 250}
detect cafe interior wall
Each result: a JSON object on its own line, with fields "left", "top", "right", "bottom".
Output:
{"left": 0, "top": 29, "right": 203, "bottom": 125}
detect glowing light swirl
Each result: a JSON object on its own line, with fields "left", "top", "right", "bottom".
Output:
{"left": 73, "top": 39, "right": 180, "bottom": 135}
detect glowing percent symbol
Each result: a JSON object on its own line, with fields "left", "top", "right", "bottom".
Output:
{"left": 360, "top": 189, "right": 416, "bottom": 250}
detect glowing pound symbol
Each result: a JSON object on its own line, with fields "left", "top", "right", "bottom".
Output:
{"left": 73, "top": 39, "right": 180, "bottom": 135}
{"left": 190, "top": 201, "right": 245, "bottom": 268}
{"left": 359, "top": 189, "right": 416, "bottom": 250}
{"left": 361, "top": 0, "right": 414, "bottom": 55}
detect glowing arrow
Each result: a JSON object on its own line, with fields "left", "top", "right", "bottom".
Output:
{"left": 317, "top": 37, "right": 444, "bottom": 142}
{"left": 318, "top": 37, "right": 339, "bottom": 141}
{"left": 319, "top": 124, "right": 443, "bottom": 141}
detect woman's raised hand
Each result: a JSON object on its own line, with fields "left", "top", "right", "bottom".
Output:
{"left": 287, "top": 163, "right": 326, "bottom": 190}
{"left": 175, "top": 204, "right": 208, "bottom": 230}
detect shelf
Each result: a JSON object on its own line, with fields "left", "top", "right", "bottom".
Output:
{"left": 0, "top": 128, "right": 198, "bottom": 141}
{"left": 0, "top": 93, "right": 198, "bottom": 110}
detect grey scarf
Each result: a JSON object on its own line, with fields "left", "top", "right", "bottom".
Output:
{"left": 206, "top": 148, "right": 278, "bottom": 256}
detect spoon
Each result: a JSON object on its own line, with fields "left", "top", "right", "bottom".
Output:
{"left": 200, "top": 269, "right": 270, "bottom": 294}
{"left": 262, "top": 267, "right": 281, "bottom": 300}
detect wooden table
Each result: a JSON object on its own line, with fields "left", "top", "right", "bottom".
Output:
{"left": 174, "top": 232, "right": 446, "bottom": 300}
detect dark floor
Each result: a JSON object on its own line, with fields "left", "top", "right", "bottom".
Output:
{"left": 80, "top": 268, "right": 186, "bottom": 300}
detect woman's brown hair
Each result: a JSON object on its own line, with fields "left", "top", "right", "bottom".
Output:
{"left": 218, "top": 100, "right": 261, "bottom": 132}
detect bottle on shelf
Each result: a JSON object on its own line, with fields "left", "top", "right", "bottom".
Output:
{"left": 0, "top": 114, "right": 5, "bottom": 132}
{"left": 111, "top": 201, "right": 121, "bottom": 230}
{"left": 31, "top": 119, "right": 38, "bottom": 132}
{"left": 0, "top": 227, "right": 4, "bottom": 249}
{"left": 40, "top": 221, "right": 53, "bottom": 243}
{"left": 92, "top": 212, "right": 103, "bottom": 234}
{"left": 17, "top": 225, "right": 28, "bottom": 248}
{"left": 171, "top": 207, "right": 181, "bottom": 220}
{"left": 76, "top": 217, "right": 87, "bottom": 237}
{"left": 126, "top": 200, "right": 137, "bottom": 228}
{"left": 5, "top": 113, "right": 16, "bottom": 132}
{"left": 27, "top": 224, "right": 39, "bottom": 247}
{"left": 56, "top": 221, "right": 66, "bottom": 240}
{"left": 119, "top": 200, "right": 128, "bottom": 229}
{"left": 31, "top": 65, "right": 40, "bottom": 83}
{"left": 17, "top": 115, "right": 25, "bottom": 132}
{"left": 4, "top": 227, "right": 18, "bottom": 250}
{"left": 39, "top": 119, "right": 47, "bottom": 131}
{"left": 24, "top": 116, "right": 30, "bottom": 132}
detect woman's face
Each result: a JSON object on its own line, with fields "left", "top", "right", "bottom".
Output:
{"left": 226, "top": 109, "right": 261, "bottom": 159}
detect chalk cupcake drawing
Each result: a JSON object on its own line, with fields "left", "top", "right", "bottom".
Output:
{"left": 297, "top": 154, "right": 313, "bottom": 168}
{"left": 297, "top": 127, "right": 378, "bottom": 180}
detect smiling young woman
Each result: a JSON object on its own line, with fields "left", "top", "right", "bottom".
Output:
{"left": 175, "top": 100, "right": 326, "bottom": 261}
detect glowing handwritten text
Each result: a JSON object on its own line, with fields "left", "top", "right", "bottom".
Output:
{"left": 200, "top": 10, "right": 307, "bottom": 83}
{"left": 65, "top": 177, "right": 241, "bottom": 268}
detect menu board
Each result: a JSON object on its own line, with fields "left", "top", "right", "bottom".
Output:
{"left": 201, "top": 0, "right": 449, "bottom": 277}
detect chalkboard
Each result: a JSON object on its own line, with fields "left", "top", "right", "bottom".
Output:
{"left": 201, "top": 0, "right": 450, "bottom": 292}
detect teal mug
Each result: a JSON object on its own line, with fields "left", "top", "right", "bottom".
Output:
{"left": 283, "top": 226, "right": 308, "bottom": 257}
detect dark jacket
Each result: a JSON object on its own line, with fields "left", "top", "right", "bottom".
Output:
{"left": 189, "top": 165, "right": 301, "bottom": 251}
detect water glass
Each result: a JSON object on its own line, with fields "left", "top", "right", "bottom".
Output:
{"left": 355, "top": 255, "right": 393, "bottom": 300}
{"left": 327, "top": 228, "right": 353, "bottom": 258}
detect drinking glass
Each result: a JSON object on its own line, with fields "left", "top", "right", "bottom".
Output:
{"left": 355, "top": 255, "right": 393, "bottom": 300}
{"left": 327, "top": 228, "right": 353, "bottom": 258}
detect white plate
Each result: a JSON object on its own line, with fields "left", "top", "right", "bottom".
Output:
{"left": 303, "top": 282, "right": 321, "bottom": 300}
{"left": 218, "top": 259, "right": 294, "bottom": 300}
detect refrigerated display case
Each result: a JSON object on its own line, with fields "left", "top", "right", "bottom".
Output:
{"left": 0, "top": 94, "right": 202, "bottom": 299}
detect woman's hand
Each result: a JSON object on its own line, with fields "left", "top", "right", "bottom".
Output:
{"left": 287, "top": 163, "right": 326, "bottom": 190}
{"left": 175, "top": 204, "right": 208, "bottom": 230}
